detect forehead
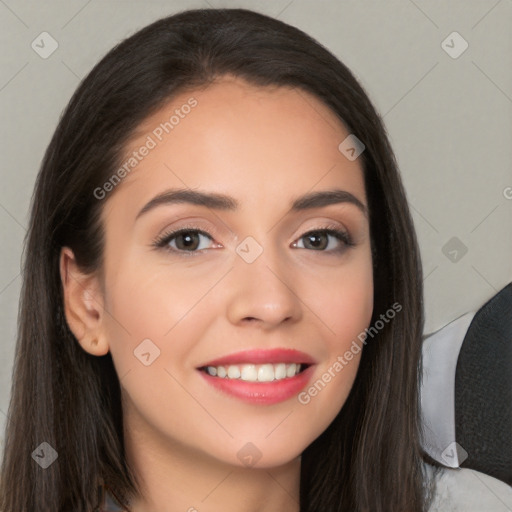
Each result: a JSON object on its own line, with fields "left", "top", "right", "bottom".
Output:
{"left": 103, "top": 75, "right": 366, "bottom": 220}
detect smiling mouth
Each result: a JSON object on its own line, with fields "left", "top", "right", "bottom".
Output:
{"left": 198, "top": 362, "right": 311, "bottom": 382}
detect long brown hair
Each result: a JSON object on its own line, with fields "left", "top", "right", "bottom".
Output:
{"left": 0, "top": 8, "right": 444, "bottom": 511}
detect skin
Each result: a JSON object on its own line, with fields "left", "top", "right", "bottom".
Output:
{"left": 60, "top": 75, "right": 374, "bottom": 512}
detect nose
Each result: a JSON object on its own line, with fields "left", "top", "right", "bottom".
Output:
{"left": 224, "top": 245, "right": 303, "bottom": 329}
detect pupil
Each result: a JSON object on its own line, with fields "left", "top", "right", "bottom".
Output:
{"left": 179, "top": 231, "right": 198, "bottom": 250}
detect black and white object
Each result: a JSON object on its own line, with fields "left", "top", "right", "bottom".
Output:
{"left": 420, "top": 282, "right": 512, "bottom": 486}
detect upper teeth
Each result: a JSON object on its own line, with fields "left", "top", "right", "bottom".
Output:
{"left": 204, "top": 363, "right": 303, "bottom": 382}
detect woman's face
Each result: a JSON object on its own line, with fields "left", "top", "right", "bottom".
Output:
{"left": 94, "top": 75, "right": 373, "bottom": 468}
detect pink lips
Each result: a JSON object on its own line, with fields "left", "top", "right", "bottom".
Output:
{"left": 197, "top": 348, "right": 317, "bottom": 405}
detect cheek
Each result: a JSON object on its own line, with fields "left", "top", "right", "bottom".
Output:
{"left": 330, "top": 273, "right": 374, "bottom": 346}
{"left": 304, "top": 249, "right": 374, "bottom": 349}
{"left": 101, "top": 261, "right": 220, "bottom": 437}
{"left": 104, "top": 250, "right": 219, "bottom": 344}
{"left": 296, "top": 252, "right": 373, "bottom": 420}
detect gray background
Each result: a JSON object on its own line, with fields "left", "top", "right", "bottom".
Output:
{"left": 1, "top": 0, "right": 511, "bottom": 451}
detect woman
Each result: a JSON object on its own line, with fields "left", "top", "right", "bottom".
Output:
{"left": 1, "top": 7, "right": 501, "bottom": 511}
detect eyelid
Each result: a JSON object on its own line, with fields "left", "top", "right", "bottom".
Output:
{"left": 152, "top": 221, "right": 222, "bottom": 251}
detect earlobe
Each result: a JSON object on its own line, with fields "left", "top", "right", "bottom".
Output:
{"left": 59, "top": 247, "right": 110, "bottom": 356}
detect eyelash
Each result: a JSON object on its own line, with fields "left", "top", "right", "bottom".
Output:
{"left": 152, "top": 222, "right": 355, "bottom": 257}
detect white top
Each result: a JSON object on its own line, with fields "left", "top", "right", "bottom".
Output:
{"left": 425, "top": 462, "right": 512, "bottom": 511}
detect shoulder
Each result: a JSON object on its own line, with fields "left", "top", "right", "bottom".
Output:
{"left": 424, "top": 462, "right": 512, "bottom": 512}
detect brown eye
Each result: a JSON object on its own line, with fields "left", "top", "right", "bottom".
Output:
{"left": 173, "top": 231, "right": 201, "bottom": 251}
{"left": 154, "top": 228, "right": 214, "bottom": 253}
{"left": 303, "top": 231, "right": 329, "bottom": 250}
{"left": 294, "top": 228, "right": 354, "bottom": 253}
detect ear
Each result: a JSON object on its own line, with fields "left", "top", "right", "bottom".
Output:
{"left": 59, "top": 246, "right": 110, "bottom": 356}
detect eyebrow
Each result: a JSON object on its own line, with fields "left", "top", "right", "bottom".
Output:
{"left": 135, "top": 187, "right": 368, "bottom": 220}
